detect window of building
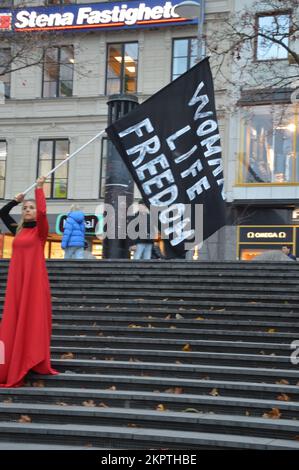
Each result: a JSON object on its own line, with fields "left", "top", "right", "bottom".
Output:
{"left": 0, "top": 141, "right": 7, "bottom": 198}
{"left": 0, "top": 49, "right": 11, "bottom": 99}
{"left": 238, "top": 104, "right": 299, "bottom": 184}
{"left": 0, "top": 1, "right": 13, "bottom": 8}
{"left": 99, "top": 137, "right": 107, "bottom": 198}
{"left": 42, "top": 46, "right": 74, "bottom": 98}
{"left": 256, "top": 13, "right": 290, "bottom": 61}
{"left": 106, "top": 43, "right": 138, "bottom": 95}
{"left": 172, "top": 38, "right": 201, "bottom": 80}
{"left": 38, "top": 139, "right": 69, "bottom": 198}
{"left": 46, "top": 1, "right": 76, "bottom": 5}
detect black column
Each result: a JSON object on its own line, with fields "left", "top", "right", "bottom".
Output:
{"left": 103, "top": 94, "right": 139, "bottom": 259}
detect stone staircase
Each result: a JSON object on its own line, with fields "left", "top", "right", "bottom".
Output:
{"left": 0, "top": 259, "right": 299, "bottom": 449}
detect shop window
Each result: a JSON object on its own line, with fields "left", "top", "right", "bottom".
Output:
{"left": 42, "top": 46, "right": 74, "bottom": 98}
{"left": 2, "top": 235, "right": 13, "bottom": 258}
{"left": 92, "top": 240, "right": 102, "bottom": 259}
{"left": 0, "top": 49, "right": 11, "bottom": 99}
{"left": 38, "top": 139, "right": 69, "bottom": 199}
{"left": 0, "top": 141, "right": 7, "bottom": 198}
{"left": 238, "top": 104, "right": 299, "bottom": 184}
{"left": 44, "top": 240, "right": 64, "bottom": 259}
{"left": 106, "top": 43, "right": 138, "bottom": 95}
{"left": 172, "top": 38, "right": 201, "bottom": 81}
{"left": 256, "top": 13, "right": 290, "bottom": 61}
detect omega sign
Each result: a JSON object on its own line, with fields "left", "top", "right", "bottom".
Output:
{"left": 1, "top": 1, "right": 196, "bottom": 33}
{"left": 239, "top": 226, "right": 294, "bottom": 244}
{"left": 247, "top": 231, "right": 287, "bottom": 239}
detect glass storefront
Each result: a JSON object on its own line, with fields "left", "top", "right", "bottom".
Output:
{"left": 237, "top": 225, "right": 297, "bottom": 260}
{"left": 237, "top": 104, "right": 299, "bottom": 184}
{"left": 0, "top": 234, "right": 104, "bottom": 259}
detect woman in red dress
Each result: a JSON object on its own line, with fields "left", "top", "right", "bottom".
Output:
{"left": 0, "top": 176, "right": 58, "bottom": 387}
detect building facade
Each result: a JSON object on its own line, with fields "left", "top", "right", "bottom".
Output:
{"left": 0, "top": 0, "right": 298, "bottom": 260}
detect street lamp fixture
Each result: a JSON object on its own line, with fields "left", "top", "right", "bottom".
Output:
{"left": 173, "top": 1, "right": 201, "bottom": 18}
{"left": 173, "top": 0, "right": 205, "bottom": 62}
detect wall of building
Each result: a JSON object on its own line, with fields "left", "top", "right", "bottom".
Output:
{"left": 1, "top": 0, "right": 297, "bottom": 260}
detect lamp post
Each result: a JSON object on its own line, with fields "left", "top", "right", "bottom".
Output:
{"left": 173, "top": 0, "right": 205, "bottom": 62}
{"left": 103, "top": 94, "right": 139, "bottom": 259}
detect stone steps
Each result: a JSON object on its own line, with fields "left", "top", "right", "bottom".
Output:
{"left": 0, "top": 260, "right": 299, "bottom": 449}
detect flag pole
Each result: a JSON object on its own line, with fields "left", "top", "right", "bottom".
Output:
{"left": 22, "top": 129, "right": 106, "bottom": 195}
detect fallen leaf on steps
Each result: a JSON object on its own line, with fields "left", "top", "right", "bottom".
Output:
{"left": 61, "top": 352, "right": 75, "bottom": 359}
{"left": 82, "top": 400, "right": 96, "bottom": 407}
{"left": 262, "top": 408, "right": 281, "bottom": 419}
{"left": 165, "top": 387, "right": 183, "bottom": 394}
{"left": 3, "top": 398, "right": 13, "bottom": 404}
{"left": 209, "top": 388, "right": 219, "bottom": 396}
{"left": 182, "top": 344, "right": 191, "bottom": 352}
{"left": 277, "top": 394, "right": 290, "bottom": 401}
{"left": 32, "top": 380, "right": 45, "bottom": 388}
{"left": 156, "top": 404, "right": 166, "bottom": 411}
{"left": 18, "top": 415, "right": 31, "bottom": 423}
{"left": 276, "top": 379, "right": 289, "bottom": 385}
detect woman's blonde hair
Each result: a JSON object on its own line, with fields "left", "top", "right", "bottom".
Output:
{"left": 16, "top": 199, "right": 36, "bottom": 235}
{"left": 70, "top": 204, "right": 81, "bottom": 212}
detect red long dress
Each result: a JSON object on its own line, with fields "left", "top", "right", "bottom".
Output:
{"left": 0, "top": 188, "right": 58, "bottom": 387}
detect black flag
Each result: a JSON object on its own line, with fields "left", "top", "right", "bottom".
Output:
{"left": 106, "top": 58, "right": 226, "bottom": 257}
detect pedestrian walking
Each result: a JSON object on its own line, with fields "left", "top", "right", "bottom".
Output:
{"left": 133, "top": 201, "right": 154, "bottom": 260}
{"left": 61, "top": 205, "right": 85, "bottom": 259}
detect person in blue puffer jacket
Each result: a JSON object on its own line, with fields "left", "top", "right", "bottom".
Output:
{"left": 61, "top": 205, "right": 85, "bottom": 259}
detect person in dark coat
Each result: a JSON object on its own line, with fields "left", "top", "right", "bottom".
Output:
{"left": 133, "top": 201, "right": 154, "bottom": 260}
{"left": 61, "top": 205, "right": 85, "bottom": 259}
{"left": 282, "top": 245, "right": 297, "bottom": 261}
